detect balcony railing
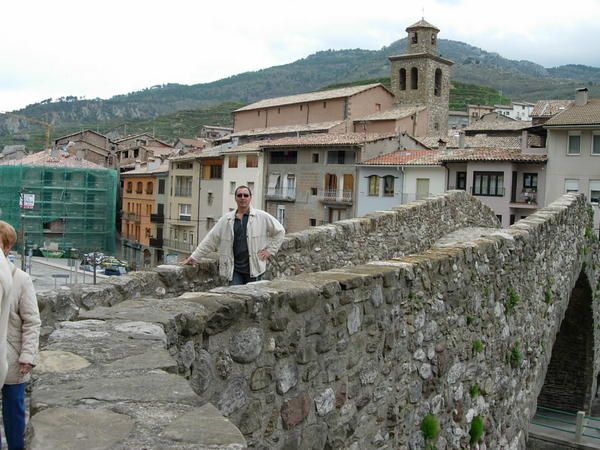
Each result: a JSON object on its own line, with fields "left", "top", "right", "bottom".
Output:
{"left": 470, "top": 186, "right": 505, "bottom": 197}
{"left": 265, "top": 187, "right": 296, "bottom": 201}
{"left": 122, "top": 212, "right": 141, "bottom": 223}
{"left": 149, "top": 237, "right": 163, "bottom": 248}
{"left": 150, "top": 214, "right": 165, "bottom": 224}
{"left": 163, "top": 238, "right": 195, "bottom": 253}
{"left": 318, "top": 189, "right": 353, "bottom": 204}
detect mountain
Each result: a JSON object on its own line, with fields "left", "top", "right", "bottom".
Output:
{"left": 1, "top": 37, "right": 599, "bottom": 147}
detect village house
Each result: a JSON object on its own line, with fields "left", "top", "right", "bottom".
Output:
{"left": 173, "top": 137, "right": 210, "bottom": 153}
{"left": 120, "top": 158, "right": 168, "bottom": 268}
{"left": 468, "top": 104, "right": 495, "bottom": 124}
{"left": 113, "top": 133, "right": 175, "bottom": 172}
{"left": 356, "top": 149, "right": 443, "bottom": 217}
{"left": 232, "top": 83, "right": 395, "bottom": 136}
{"left": 494, "top": 102, "right": 535, "bottom": 121}
{"left": 531, "top": 100, "right": 574, "bottom": 126}
{"left": 219, "top": 142, "right": 264, "bottom": 214}
{"left": 259, "top": 133, "right": 398, "bottom": 232}
{"left": 543, "top": 88, "right": 600, "bottom": 233}
{"left": 54, "top": 129, "right": 115, "bottom": 168}
{"left": 440, "top": 147, "right": 547, "bottom": 227}
{"left": 163, "top": 148, "right": 224, "bottom": 262}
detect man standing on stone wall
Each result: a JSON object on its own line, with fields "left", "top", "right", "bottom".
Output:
{"left": 183, "top": 185, "right": 285, "bottom": 285}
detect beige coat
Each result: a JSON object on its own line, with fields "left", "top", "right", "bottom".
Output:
{"left": 0, "top": 251, "right": 12, "bottom": 385}
{"left": 191, "top": 206, "right": 285, "bottom": 280}
{"left": 4, "top": 263, "right": 40, "bottom": 384}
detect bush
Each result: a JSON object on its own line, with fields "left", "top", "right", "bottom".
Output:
{"left": 470, "top": 416, "right": 484, "bottom": 445}
{"left": 421, "top": 413, "right": 440, "bottom": 444}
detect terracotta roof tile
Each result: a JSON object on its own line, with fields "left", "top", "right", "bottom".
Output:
{"left": 465, "top": 118, "right": 532, "bottom": 131}
{"left": 0, "top": 149, "right": 106, "bottom": 168}
{"left": 438, "top": 148, "right": 547, "bottom": 163}
{"left": 234, "top": 84, "right": 387, "bottom": 112}
{"left": 354, "top": 106, "right": 426, "bottom": 122}
{"left": 259, "top": 133, "right": 397, "bottom": 148}
{"left": 361, "top": 149, "right": 441, "bottom": 166}
{"left": 531, "top": 100, "right": 574, "bottom": 118}
{"left": 230, "top": 121, "right": 344, "bottom": 138}
{"left": 544, "top": 99, "right": 600, "bottom": 127}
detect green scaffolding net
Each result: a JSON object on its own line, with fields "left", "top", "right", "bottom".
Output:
{"left": 0, "top": 165, "right": 117, "bottom": 254}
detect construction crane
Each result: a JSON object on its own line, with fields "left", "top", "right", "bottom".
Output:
{"left": 0, "top": 112, "right": 53, "bottom": 149}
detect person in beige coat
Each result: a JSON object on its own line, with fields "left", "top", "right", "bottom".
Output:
{"left": 0, "top": 221, "right": 40, "bottom": 450}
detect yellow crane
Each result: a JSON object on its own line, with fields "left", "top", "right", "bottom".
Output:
{"left": 0, "top": 112, "right": 53, "bottom": 149}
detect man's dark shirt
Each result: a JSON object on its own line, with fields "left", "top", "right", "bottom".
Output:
{"left": 233, "top": 213, "right": 250, "bottom": 274}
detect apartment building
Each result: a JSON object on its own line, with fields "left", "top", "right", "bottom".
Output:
{"left": 163, "top": 148, "right": 224, "bottom": 261}
{"left": 113, "top": 133, "right": 174, "bottom": 172}
{"left": 54, "top": 129, "right": 115, "bottom": 168}
{"left": 260, "top": 133, "right": 398, "bottom": 232}
{"left": 544, "top": 88, "right": 600, "bottom": 232}
{"left": 220, "top": 142, "right": 264, "bottom": 214}
{"left": 120, "top": 159, "right": 168, "bottom": 268}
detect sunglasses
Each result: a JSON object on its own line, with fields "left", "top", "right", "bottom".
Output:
{"left": 236, "top": 193, "right": 250, "bottom": 198}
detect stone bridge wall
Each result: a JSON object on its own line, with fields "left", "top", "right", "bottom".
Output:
{"left": 36, "top": 191, "right": 498, "bottom": 331}
{"left": 156, "top": 194, "right": 599, "bottom": 448}
{"left": 30, "top": 193, "right": 600, "bottom": 449}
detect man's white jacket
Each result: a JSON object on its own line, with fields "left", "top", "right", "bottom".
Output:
{"left": 191, "top": 206, "right": 285, "bottom": 280}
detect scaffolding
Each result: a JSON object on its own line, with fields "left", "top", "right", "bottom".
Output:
{"left": 0, "top": 164, "right": 117, "bottom": 254}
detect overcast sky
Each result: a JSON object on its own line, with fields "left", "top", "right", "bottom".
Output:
{"left": 2, "top": 0, "right": 599, "bottom": 112}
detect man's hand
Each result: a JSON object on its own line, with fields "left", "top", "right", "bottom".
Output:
{"left": 19, "top": 363, "right": 33, "bottom": 376}
{"left": 182, "top": 256, "right": 198, "bottom": 266}
{"left": 257, "top": 249, "right": 271, "bottom": 261}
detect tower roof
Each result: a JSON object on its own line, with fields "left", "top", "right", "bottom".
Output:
{"left": 406, "top": 19, "right": 440, "bottom": 32}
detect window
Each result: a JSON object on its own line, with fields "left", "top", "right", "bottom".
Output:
{"left": 206, "top": 217, "right": 215, "bottom": 230}
{"left": 127, "top": 182, "right": 132, "bottom": 193}
{"left": 434, "top": 69, "right": 442, "bottom": 97}
{"left": 270, "top": 151, "right": 297, "bottom": 164}
{"left": 473, "top": 172, "right": 504, "bottom": 196}
{"left": 593, "top": 134, "right": 600, "bottom": 155}
{"left": 210, "top": 165, "right": 222, "bottom": 179}
{"left": 568, "top": 133, "right": 581, "bottom": 155}
{"left": 311, "top": 187, "right": 318, "bottom": 196}
{"left": 247, "top": 181, "right": 255, "bottom": 193}
{"left": 590, "top": 181, "right": 600, "bottom": 203}
{"left": 383, "top": 175, "right": 395, "bottom": 196}
{"left": 158, "top": 179, "right": 165, "bottom": 194}
{"left": 323, "top": 102, "right": 327, "bottom": 108}
{"left": 146, "top": 182, "right": 153, "bottom": 194}
{"left": 174, "top": 176, "right": 193, "bottom": 197}
{"left": 183, "top": 231, "right": 187, "bottom": 242}
{"left": 565, "top": 179, "right": 579, "bottom": 193}
{"left": 456, "top": 172, "right": 466, "bottom": 190}
{"left": 376, "top": 103, "right": 381, "bottom": 111}
{"left": 312, "top": 153, "right": 319, "bottom": 163}
{"left": 276, "top": 205, "right": 285, "bottom": 227}
{"left": 136, "top": 182, "right": 143, "bottom": 193}
{"left": 496, "top": 215, "right": 502, "bottom": 223}
{"left": 309, "top": 218, "right": 317, "bottom": 227}
{"left": 277, "top": 108, "right": 281, "bottom": 114}
{"left": 412, "top": 31, "right": 418, "bottom": 43}
{"left": 157, "top": 203, "right": 164, "bottom": 216}
{"left": 399, "top": 69, "right": 406, "bottom": 91}
{"left": 246, "top": 154, "right": 258, "bottom": 168}
{"left": 189, "top": 232, "right": 194, "bottom": 245}
{"left": 411, "top": 67, "right": 418, "bottom": 90}
{"left": 287, "top": 174, "right": 296, "bottom": 192}
{"left": 230, "top": 181, "right": 236, "bottom": 194}
{"left": 327, "top": 151, "right": 354, "bottom": 164}
{"left": 228, "top": 156, "right": 238, "bottom": 168}
{"left": 368, "top": 175, "right": 379, "bottom": 196}
{"left": 431, "top": 33, "right": 436, "bottom": 44}
{"left": 523, "top": 173, "right": 538, "bottom": 191}
{"left": 176, "top": 162, "right": 193, "bottom": 170}
{"left": 178, "top": 204, "right": 191, "bottom": 221}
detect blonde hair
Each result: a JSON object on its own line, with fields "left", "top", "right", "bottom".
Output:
{"left": 0, "top": 220, "right": 17, "bottom": 250}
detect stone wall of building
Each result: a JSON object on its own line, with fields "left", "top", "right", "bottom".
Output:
{"left": 29, "top": 193, "right": 600, "bottom": 449}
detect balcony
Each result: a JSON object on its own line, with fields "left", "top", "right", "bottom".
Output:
{"left": 150, "top": 213, "right": 165, "bottom": 224}
{"left": 163, "top": 238, "right": 195, "bottom": 253}
{"left": 318, "top": 189, "right": 353, "bottom": 205}
{"left": 265, "top": 187, "right": 296, "bottom": 202}
{"left": 149, "top": 237, "right": 163, "bottom": 248}
{"left": 122, "top": 212, "right": 141, "bottom": 223}
{"left": 510, "top": 190, "right": 539, "bottom": 210}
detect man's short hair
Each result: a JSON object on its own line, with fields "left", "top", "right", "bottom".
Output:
{"left": 234, "top": 185, "right": 252, "bottom": 196}
{"left": 0, "top": 220, "right": 17, "bottom": 249}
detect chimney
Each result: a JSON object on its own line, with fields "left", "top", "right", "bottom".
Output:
{"left": 521, "top": 130, "right": 528, "bottom": 152}
{"left": 458, "top": 131, "right": 465, "bottom": 149}
{"left": 575, "top": 87, "right": 589, "bottom": 107}
{"left": 437, "top": 139, "right": 447, "bottom": 152}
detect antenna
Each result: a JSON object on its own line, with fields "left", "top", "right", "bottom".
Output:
{"left": 422, "top": 6, "right": 425, "bottom": 19}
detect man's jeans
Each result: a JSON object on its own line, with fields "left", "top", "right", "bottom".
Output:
{"left": 231, "top": 271, "right": 263, "bottom": 285}
{"left": 2, "top": 383, "right": 26, "bottom": 450}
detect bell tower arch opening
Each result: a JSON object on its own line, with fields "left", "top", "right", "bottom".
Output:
{"left": 537, "top": 271, "right": 595, "bottom": 413}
